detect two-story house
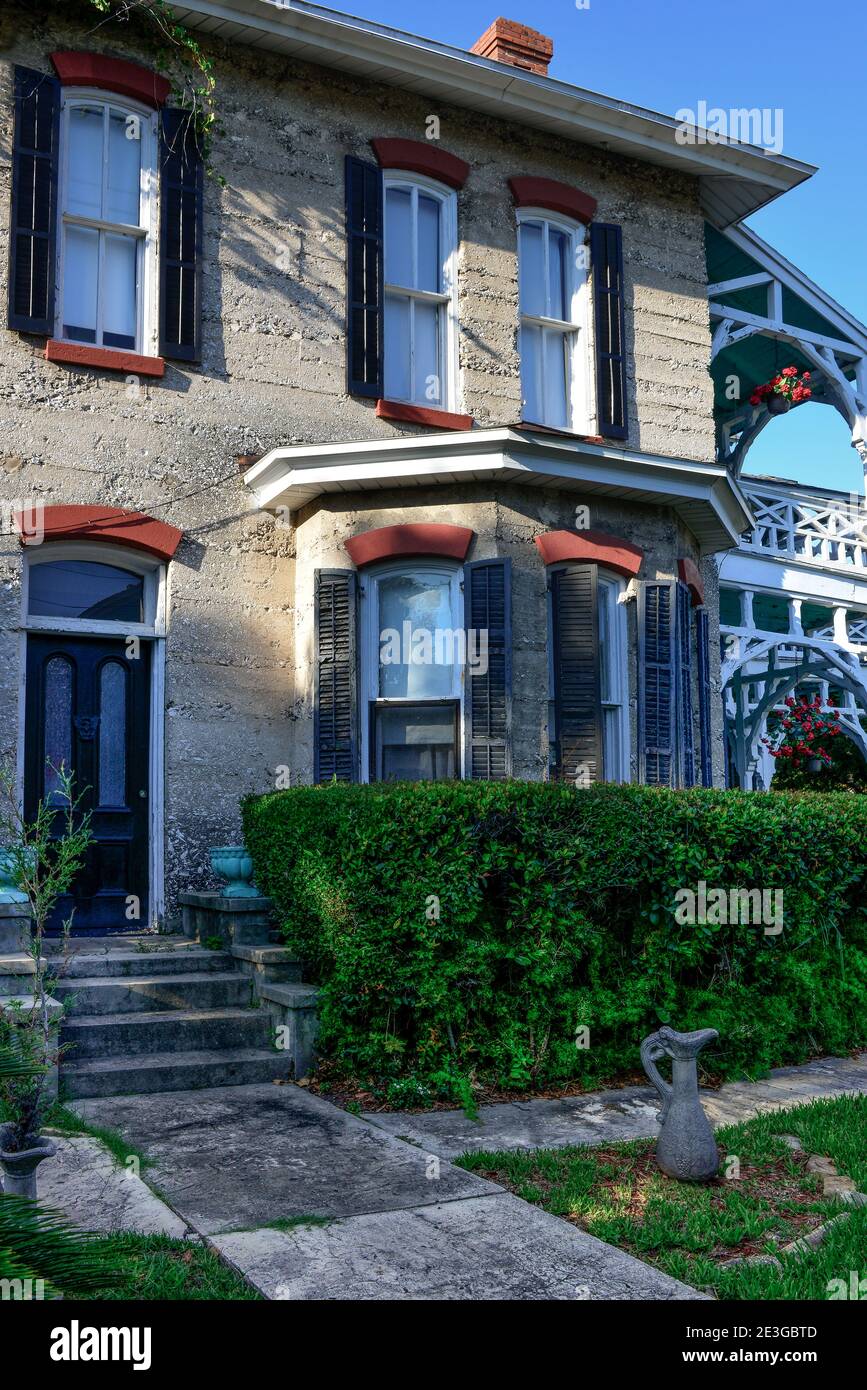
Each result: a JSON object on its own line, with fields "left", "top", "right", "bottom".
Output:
{"left": 0, "top": 1, "right": 814, "bottom": 931}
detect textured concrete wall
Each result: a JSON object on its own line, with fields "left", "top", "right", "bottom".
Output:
{"left": 0, "top": 3, "right": 723, "bottom": 924}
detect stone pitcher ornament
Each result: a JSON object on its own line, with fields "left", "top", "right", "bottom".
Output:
{"left": 640, "top": 1025, "right": 720, "bottom": 1182}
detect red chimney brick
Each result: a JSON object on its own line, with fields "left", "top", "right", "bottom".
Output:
{"left": 470, "top": 18, "right": 554, "bottom": 76}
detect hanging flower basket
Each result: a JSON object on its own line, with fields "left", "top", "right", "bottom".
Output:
{"left": 761, "top": 693, "right": 842, "bottom": 772}
{"left": 749, "top": 366, "right": 812, "bottom": 413}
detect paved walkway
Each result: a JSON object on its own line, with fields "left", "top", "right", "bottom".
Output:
{"left": 364, "top": 1053, "right": 867, "bottom": 1160}
{"left": 60, "top": 1052, "right": 865, "bottom": 1301}
{"left": 70, "top": 1084, "right": 701, "bottom": 1300}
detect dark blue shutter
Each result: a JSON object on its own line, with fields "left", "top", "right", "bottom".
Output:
{"left": 159, "top": 109, "right": 203, "bottom": 362}
{"left": 314, "top": 570, "right": 358, "bottom": 783}
{"left": 345, "top": 156, "right": 384, "bottom": 398}
{"left": 8, "top": 67, "right": 60, "bottom": 335}
{"left": 676, "top": 580, "right": 695, "bottom": 787}
{"left": 696, "top": 606, "right": 713, "bottom": 787}
{"left": 638, "top": 581, "right": 675, "bottom": 786}
{"left": 464, "top": 559, "right": 511, "bottom": 779}
{"left": 589, "top": 222, "right": 628, "bottom": 440}
{"left": 550, "top": 565, "right": 602, "bottom": 784}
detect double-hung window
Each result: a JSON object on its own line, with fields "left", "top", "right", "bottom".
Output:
{"left": 383, "top": 176, "right": 457, "bottom": 410}
{"left": 548, "top": 565, "right": 629, "bottom": 784}
{"left": 361, "top": 561, "right": 463, "bottom": 781}
{"left": 58, "top": 94, "right": 156, "bottom": 353}
{"left": 518, "top": 211, "right": 589, "bottom": 431}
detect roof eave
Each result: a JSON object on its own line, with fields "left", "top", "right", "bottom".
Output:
{"left": 170, "top": 0, "right": 815, "bottom": 225}
{"left": 243, "top": 427, "right": 752, "bottom": 553}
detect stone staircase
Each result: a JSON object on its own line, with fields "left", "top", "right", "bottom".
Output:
{"left": 54, "top": 905, "right": 318, "bottom": 1100}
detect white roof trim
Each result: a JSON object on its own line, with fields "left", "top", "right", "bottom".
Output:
{"left": 243, "top": 427, "right": 753, "bottom": 553}
{"left": 169, "top": 0, "right": 815, "bottom": 227}
{"left": 723, "top": 224, "right": 867, "bottom": 354}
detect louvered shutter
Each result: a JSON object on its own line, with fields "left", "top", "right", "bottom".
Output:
{"left": 550, "top": 565, "right": 602, "bottom": 784}
{"left": 589, "top": 222, "right": 628, "bottom": 440}
{"left": 464, "top": 559, "right": 511, "bottom": 779}
{"left": 638, "top": 580, "right": 676, "bottom": 786}
{"left": 345, "top": 156, "right": 384, "bottom": 398}
{"left": 159, "top": 109, "right": 203, "bottom": 362}
{"left": 696, "top": 606, "right": 713, "bottom": 787}
{"left": 8, "top": 67, "right": 60, "bottom": 335}
{"left": 314, "top": 570, "right": 358, "bottom": 783}
{"left": 676, "top": 580, "right": 695, "bottom": 787}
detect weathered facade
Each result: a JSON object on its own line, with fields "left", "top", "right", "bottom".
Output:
{"left": 1, "top": 1, "right": 813, "bottom": 929}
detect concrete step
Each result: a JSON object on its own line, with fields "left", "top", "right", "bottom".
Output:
{"left": 60, "top": 949, "right": 234, "bottom": 979}
{"left": 61, "top": 1007, "right": 272, "bottom": 1060}
{"left": 60, "top": 1047, "right": 294, "bottom": 1099}
{"left": 54, "top": 972, "right": 255, "bottom": 1017}
{"left": 230, "top": 944, "right": 304, "bottom": 984}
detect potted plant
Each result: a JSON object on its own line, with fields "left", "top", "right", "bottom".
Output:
{"left": 749, "top": 366, "right": 812, "bottom": 415}
{"left": 0, "top": 761, "right": 92, "bottom": 1199}
{"left": 762, "top": 694, "right": 842, "bottom": 777}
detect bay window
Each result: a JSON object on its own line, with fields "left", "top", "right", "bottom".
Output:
{"left": 361, "top": 561, "right": 463, "bottom": 780}
{"left": 383, "top": 176, "right": 457, "bottom": 410}
{"left": 548, "top": 565, "right": 629, "bottom": 784}
{"left": 518, "top": 210, "right": 589, "bottom": 431}
{"left": 58, "top": 93, "right": 156, "bottom": 353}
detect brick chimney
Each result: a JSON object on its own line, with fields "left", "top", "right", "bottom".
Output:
{"left": 470, "top": 18, "right": 553, "bottom": 76}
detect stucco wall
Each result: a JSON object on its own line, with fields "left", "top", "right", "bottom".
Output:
{"left": 0, "top": 2, "right": 722, "bottom": 923}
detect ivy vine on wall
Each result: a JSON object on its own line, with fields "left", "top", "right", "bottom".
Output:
{"left": 82, "top": 0, "right": 222, "bottom": 170}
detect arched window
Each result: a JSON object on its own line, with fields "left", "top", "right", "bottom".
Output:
{"left": 28, "top": 558, "right": 144, "bottom": 623}
{"left": 58, "top": 92, "right": 157, "bottom": 354}
{"left": 383, "top": 175, "right": 458, "bottom": 410}
{"left": 360, "top": 560, "right": 464, "bottom": 781}
{"left": 518, "top": 209, "right": 590, "bottom": 431}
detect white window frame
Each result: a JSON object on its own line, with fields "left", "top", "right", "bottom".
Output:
{"left": 517, "top": 207, "right": 591, "bottom": 433}
{"left": 383, "top": 172, "right": 459, "bottom": 411}
{"left": 55, "top": 89, "right": 159, "bottom": 357}
{"left": 359, "top": 558, "right": 464, "bottom": 782}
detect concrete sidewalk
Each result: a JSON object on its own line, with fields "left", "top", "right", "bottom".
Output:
{"left": 363, "top": 1053, "right": 867, "bottom": 1160}
{"left": 71, "top": 1083, "right": 703, "bottom": 1301}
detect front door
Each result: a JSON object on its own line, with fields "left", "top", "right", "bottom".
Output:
{"left": 24, "top": 635, "right": 151, "bottom": 934}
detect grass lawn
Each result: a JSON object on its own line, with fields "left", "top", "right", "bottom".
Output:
{"left": 457, "top": 1094, "right": 867, "bottom": 1300}
{"left": 77, "top": 1233, "right": 261, "bottom": 1301}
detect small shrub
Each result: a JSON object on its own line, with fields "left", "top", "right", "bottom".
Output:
{"left": 241, "top": 783, "right": 867, "bottom": 1103}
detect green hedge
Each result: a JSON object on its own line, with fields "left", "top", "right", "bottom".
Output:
{"left": 241, "top": 783, "right": 867, "bottom": 1106}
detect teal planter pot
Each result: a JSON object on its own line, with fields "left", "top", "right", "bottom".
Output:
{"left": 209, "top": 846, "right": 259, "bottom": 898}
{"left": 0, "top": 850, "right": 29, "bottom": 904}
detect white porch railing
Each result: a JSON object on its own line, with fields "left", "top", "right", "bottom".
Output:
{"left": 741, "top": 486, "right": 867, "bottom": 570}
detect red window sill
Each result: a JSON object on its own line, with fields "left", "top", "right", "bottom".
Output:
{"left": 45, "top": 340, "right": 165, "bottom": 378}
{"left": 376, "top": 399, "right": 474, "bottom": 431}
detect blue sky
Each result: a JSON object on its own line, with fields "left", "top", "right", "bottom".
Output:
{"left": 332, "top": 0, "right": 867, "bottom": 496}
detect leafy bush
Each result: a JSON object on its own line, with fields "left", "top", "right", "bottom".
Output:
{"left": 241, "top": 783, "right": 867, "bottom": 1105}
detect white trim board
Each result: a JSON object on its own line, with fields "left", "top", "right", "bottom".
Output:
{"left": 243, "top": 427, "right": 753, "bottom": 552}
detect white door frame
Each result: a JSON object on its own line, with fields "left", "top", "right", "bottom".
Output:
{"left": 17, "top": 541, "right": 167, "bottom": 929}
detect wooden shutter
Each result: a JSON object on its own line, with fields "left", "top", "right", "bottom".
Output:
{"left": 589, "top": 222, "right": 628, "bottom": 440}
{"left": 696, "top": 606, "right": 713, "bottom": 787}
{"left": 638, "top": 580, "right": 676, "bottom": 786}
{"left": 676, "top": 580, "right": 695, "bottom": 788}
{"left": 8, "top": 67, "right": 60, "bottom": 335}
{"left": 314, "top": 570, "right": 358, "bottom": 783}
{"left": 159, "top": 109, "right": 203, "bottom": 362}
{"left": 345, "top": 155, "right": 384, "bottom": 398}
{"left": 550, "top": 565, "right": 602, "bottom": 784}
{"left": 464, "top": 559, "right": 511, "bottom": 779}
